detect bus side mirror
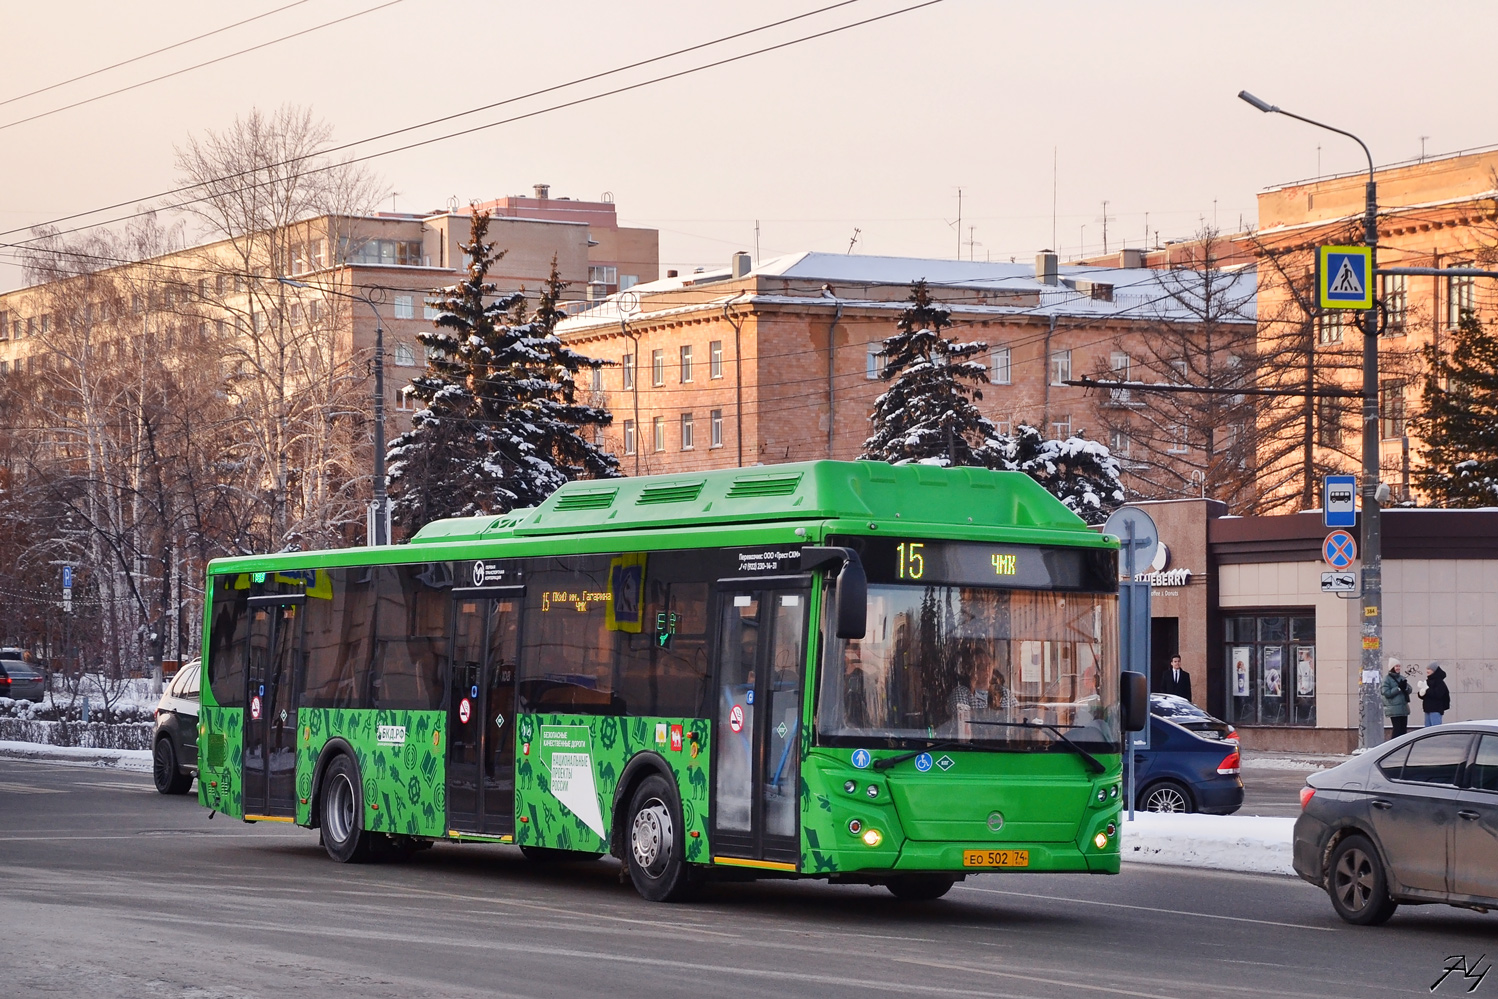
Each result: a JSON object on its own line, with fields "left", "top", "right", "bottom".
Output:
{"left": 801, "top": 546, "right": 867, "bottom": 640}
{"left": 1120, "top": 671, "right": 1148, "bottom": 732}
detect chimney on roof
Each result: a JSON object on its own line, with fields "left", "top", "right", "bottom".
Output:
{"left": 666, "top": 269, "right": 679, "bottom": 278}
{"left": 1119, "top": 248, "right": 1146, "bottom": 269}
{"left": 533, "top": 184, "right": 550, "bottom": 200}
{"left": 731, "top": 251, "right": 752, "bottom": 279}
{"left": 1035, "top": 250, "right": 1059, "bottom": 285}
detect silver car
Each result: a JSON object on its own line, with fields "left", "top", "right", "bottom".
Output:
{"left": 1293, "top": 722, "right": 1498, "bottom": 924}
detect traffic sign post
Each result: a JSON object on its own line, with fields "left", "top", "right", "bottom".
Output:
{"left": 1323, "top": 475, "right": 1357, "bottom": 529}
{"left": 1323, "top": 530, "right": 1357, "bottom": 570}
{"left": 1321, "top": 571, "right": 1358, "bottom": 594}
{"left": 1317, "top": 245, "right": 1374, "bottom": 310}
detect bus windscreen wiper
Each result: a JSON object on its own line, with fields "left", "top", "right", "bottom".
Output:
{"left": 871, "top": 740, "right": 962, "bottom": 771}
{"left": 970, "top": 720, "right": 1108, "bottom": 774}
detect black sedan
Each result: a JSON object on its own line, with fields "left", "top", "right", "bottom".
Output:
{"left": 0, "top": 659, "right": 45, "bottom": 702}
{"left": 1294, "top": 722, "right": 1498, "bottom": 925}
{"left": 1133, "top": 715, "right": 1244, "bottom": 814}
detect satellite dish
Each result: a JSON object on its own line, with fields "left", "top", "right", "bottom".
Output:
{"left": 1102, "top": 506, "right": 1158, "bottom": 580}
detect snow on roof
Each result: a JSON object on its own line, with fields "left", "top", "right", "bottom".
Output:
{"left": 560, "top": 251, "right": 1255, "bottom": 333}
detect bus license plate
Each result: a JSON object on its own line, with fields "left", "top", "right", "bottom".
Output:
{"left": 963, "top": 849, "right": 1029, "bottom": 868}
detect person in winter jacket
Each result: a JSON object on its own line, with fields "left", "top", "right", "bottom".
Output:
{"left": 1381, "top": 658, "right": 1412, "bottom": 738}
{"left": 1420, "top": 664, "right": 1451, "bottom": 726}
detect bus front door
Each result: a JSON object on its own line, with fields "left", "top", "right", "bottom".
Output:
{"left": 446, "top": 590, "right": 522, "bottom": 837}
{"left": 711, "top": 582, "right": 810, "bottom": 867}
{"left": 243, "top": 595, "right": 303, "bottom": 819}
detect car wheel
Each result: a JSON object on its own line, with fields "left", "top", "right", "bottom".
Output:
{"left": 153, "top": 736, "right": 193, "bottom": 795}
{"left": 520, "top": 845, "right": 605, "bottom": 863}
{"left": 1327, "top": 835, "right": 1398, "bottom": 926}
{"left": 886, "top": 875, "right": 957, "bottom": 901}
{"left": 625, "top": 775, "right": 695, "bottom": 902}
{"left": 319, "top": 755, "right": 372, "bottom": 863}
{"left": 1139, "top": 780, "right": 1193, "bottom": 813}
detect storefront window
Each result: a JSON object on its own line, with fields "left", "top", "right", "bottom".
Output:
{"left": 1226, "top": 613, "right": 1315, "bottom": 727}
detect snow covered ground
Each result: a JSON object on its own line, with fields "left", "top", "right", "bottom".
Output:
{"left": 0, "top": 740, "right": 152, "bottom": 772}
{"left": 1123, "top": 812, "right": 1296, "bottom": 876}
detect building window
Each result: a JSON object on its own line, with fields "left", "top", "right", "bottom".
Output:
{"left": 1380, "top": 274, "right": 1408, "bottom": 335}
{"left": 710, "top": 340, "right": 724, "bottom": 379}
{"left": 1316, "top": 396, "right": 1342, "bottom": 448}
{"left": 1167, "top": 423, "right": 1189, "bottom": 453}
{"left": 340, "top": 238, "right": 423, "bottom": 267}
{"left": 215, "top": 274, "right": 228, "bottom": 296}
{"left": 290, "top": 303, "right": 304, "bottom": 326}
{"left": 866, "top": 347, "right": 884, "bottom": 380}
{"left": 0, "top": 312, "right": 7, "bottom": 340}
{"left": 0, "top": 360, "right": 7, "bottom": 376}
{"left": 1317, "top": 310, "right": 1345, "bottom": 345}
{"left": 1050, "top": 415, "right": 1072, "bottom": 439}
{"left": 1108, "top": 429, "right": 1131, "bottom": 457}
{"left": 1448, "top": 263, "right": 1476, "bottom": 328}
{"left": 396, "top": 388, "right": 416, "bottom": 412}
{"left": 423, "top": 301, "right": 439, "bottom": 320}
{"left": 623, "top": 420, "right": 636, "bottom": 455}
{"left": 311, "top": 238, "right": 326, "bottom": 269}
{"left": 591, "top": 365, "right": 603, "bottom": 392}
{"left": 993, "top": 419, "right": 1011, "bottom": 437}
{"left": 1109, "top": 351, "right": 1131, "bottom": 404}
{"left": 1381, "top": 380, "right": 1407, "bottom": 439}
{"left": 1226, "top": 613, "right": 1316, "bottom": 726}
{"left": 652, "top": 416, "right": 665, "bottom": 452}
{"left": 651, "top": 349, "right": 665, "bottom": 387}
{"left": 393, "top": 295, "right": 414, "bottom": 320}
{"left": 394, "top": 341, "right": 417, "bottom": 367}
{"left": 620, "top": 275, "right": 638, "bottom": 291}
{"left": 679, "top": 344, "right": 693, "bottom": 383}
{"left": 622, "top": 353, "right": 634, "bottom": 391}
{"left": 990, "top": 346, "right": 1011, "bottom": 385}
{"left": 680, "top": 412, "right": 694, "bottom": 450}
{"left": 710, "top": 409, "right": 723, "bottom": 448}
{"left": 308, "top": 300, "right": 320, "bottom": 323}
{"left": 1049, "top": 349, "right": 1071, "bottom": 386}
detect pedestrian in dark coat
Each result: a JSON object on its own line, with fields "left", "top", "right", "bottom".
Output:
{"left": 1420, "top": 664, "right": 1451, "bottom": 726}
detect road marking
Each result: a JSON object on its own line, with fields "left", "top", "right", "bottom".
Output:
{"left": 0, "top": 780, "right": 67, "bottom": 794}
{"left": 955, "top": 884, "right": 1335, "bottom": 931}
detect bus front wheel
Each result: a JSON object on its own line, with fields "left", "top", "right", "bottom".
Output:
{"left": 625, "top": 775, "right": 694, "bottom": 902}
{"left": 886, "top": 875, "right": 956, "bottom": 901}
{"left": 320, "top": 754, "right": 372, "bottom": 863}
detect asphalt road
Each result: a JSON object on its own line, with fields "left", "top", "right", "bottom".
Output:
{"left": 1, "top": 756, "right": 1493, "bottom": 999}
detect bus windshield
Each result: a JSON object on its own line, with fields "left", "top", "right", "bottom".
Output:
{"left": 819, "top": 584, "right": 1119, "bottom": 751}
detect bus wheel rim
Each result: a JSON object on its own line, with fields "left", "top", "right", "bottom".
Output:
{"left": 631, "top": 798, "right": 673, "bottom": 875}
{"left": 328, "top": 773, "right": 354, "bottom": 843}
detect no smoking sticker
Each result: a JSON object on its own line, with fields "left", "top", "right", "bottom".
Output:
{"left": 249, "top": 695, "right": 262, "bottom": 720}
{"left": 458, "top": 698, "right": 472, "bottom": 724}
{"left": 729, "top": 704, "right": 745, "bottom": 733}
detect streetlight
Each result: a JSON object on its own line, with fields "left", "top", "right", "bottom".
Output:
{"left": 1238, "top": 91, "right": 1383, "bottom": 751}
{"left": 277, "top": 276, "right": 390, "bottom": 546}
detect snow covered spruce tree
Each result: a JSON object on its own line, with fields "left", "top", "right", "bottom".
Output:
{"left": 1003, "top": 424, "right": 1124, "bottom": 525}
{"left": 860, "top": 280, "right": 1007, "bottom": 467}
{"left": 1414, "top": 309, "right": 1498, "bottom": 506}
{"left": 386, "top": 210, "right": 617, "bottom": 530}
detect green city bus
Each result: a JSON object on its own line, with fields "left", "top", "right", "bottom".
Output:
{"left": 196, "top": 460, "right": 1143, "bottom": 901}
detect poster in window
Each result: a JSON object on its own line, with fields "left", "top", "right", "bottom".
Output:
{"left": 1232, "top": 647, "right": 1251, "bottom": 696}
{"left": 1020, "top": 641, "right": 1042, "bottom": 684}
{"left": 605, "top": 552, "right": 645, "bottom": 633}
{"left": 1296, "top": 646, "right": 1316, "bottom": 696}
{"left": 1263, "top": 647, "right": 1283, "bottom": 697}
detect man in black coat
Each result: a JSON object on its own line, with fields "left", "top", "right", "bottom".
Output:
{"left": 1160, "top": 654, "right": 1192, "bottom": 702}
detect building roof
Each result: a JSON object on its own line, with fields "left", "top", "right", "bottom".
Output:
{"left": 559, "top": 250, "right": 1255, "bottom": 334}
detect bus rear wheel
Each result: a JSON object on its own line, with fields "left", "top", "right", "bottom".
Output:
{"left": 320, "top": 755, "right": 372, "bottom": 863}
{"left": 886, "top": 875, "right": 956, "bottom": 901}
{"left": 625, "top": 775, "right": 694, "bottom": 902}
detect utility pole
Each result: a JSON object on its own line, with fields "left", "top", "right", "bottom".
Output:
{"left": 1239, "top": 91, "right": 1384, "bottom": 751}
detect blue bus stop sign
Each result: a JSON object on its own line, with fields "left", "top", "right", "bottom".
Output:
{"left": 1323, "top": 475, "right": 1357, "bottom": 529}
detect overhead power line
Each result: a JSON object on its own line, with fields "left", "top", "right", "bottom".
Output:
{"left": 0, "top": 0, "right": 315, "bottom": 110}
{"left": 1, "top": 0, "right": 941, "bottom": 246}
{"left": 0, "top": 0, "right": 408, "bottom": 134}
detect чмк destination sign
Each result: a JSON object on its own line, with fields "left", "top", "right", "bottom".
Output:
{"left": 835, "top": 537, "right": 1116, "bottom": 591}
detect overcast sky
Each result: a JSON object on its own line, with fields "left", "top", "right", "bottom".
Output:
{"left": 2, "top": 0, "right": 1493, "bottom": 291}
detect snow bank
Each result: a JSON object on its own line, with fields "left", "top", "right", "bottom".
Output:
{"left": 0, "top": 740, "right": 152, "bottom": 772}
{"left": 1122, "top": 812, "right": 1296, "bottom": 876}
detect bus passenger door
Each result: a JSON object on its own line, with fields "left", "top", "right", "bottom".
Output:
{"left": 711, "top": 581, "right": 810, "bottom": 867}
{"left": 447, "top": 587, "right": 522, "bottom": 837}
{"left": 243, "top": 595, "right": 303, "bottom": 818}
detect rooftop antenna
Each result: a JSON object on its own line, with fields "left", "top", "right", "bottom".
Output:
{"left": 949, "top": 187, "right": 963, "bottom": 260}
{"left": 966, "top": 225, "right": 979, "bottom": 261}
{"left": 1052, "top": 147, "right": 1058, "bottom": 251}
{"left": 754, "top": 220, "right": 761, "bottom": 263}
{"left": 1317, "top": 144, "right": 1322, "bottom": 178}
{"left": 846, "top": 227, "right": 861, "bottom": 254}
{"left": 1420, "top": 136, "right": 1430, "bottom": 163}
{"left": 1097, "top": 200, "right": 1114, "bottom": 254}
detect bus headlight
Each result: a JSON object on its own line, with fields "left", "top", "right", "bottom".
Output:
{"left": 861, "top": 828, "right": 883, "bottom": 847}
{"left": 1094, "top": 831, "right": 1109, "bottom": 849}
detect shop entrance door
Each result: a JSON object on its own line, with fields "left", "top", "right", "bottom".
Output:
{"left": 446, "top": 589, "right": 522, "bottom": 837}
{"left": 711, "top": 580, "right": 810, "bottom": 867}
{"left": 243, "top": 595, "right": 303, "bottom": 818}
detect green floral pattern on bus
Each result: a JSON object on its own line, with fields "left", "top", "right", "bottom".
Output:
{"left": 293, "top": 708, "right": 446, "bottom": 837}
{"left": 515, "top": 713, "right": 711, "bottom": 862}
{"left": 198, "top": 705, "right": 243, "bottom": 817}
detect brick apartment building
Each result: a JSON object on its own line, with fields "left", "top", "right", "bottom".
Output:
{"left": 557, "top": 250, "right": 1255, "bottom": 487}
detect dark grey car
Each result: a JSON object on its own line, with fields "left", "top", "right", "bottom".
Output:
{"left": 0, "top": 659, "right": 46, "bottom": 702}
{"left": 1293, "top": 722, "right": 1498, "bottom": 925}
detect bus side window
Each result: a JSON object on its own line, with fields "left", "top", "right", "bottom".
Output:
{"left": 300, "top": 567, "right": 374, "bottom": 710}
{"left": 370, "top": 565, "right": 450, "bottom": 711}
{"left": 207, "top": 583, "right": 248, "bottom": 707}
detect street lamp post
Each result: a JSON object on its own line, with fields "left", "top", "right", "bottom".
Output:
{"left": 277, "top": 276, "right": 390, "bottom": 546}
{"left": 1238, "top": 92, "right": 1384, "bottom": 750}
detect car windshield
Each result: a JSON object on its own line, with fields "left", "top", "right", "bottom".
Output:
{"left": 819, "top": 584, "right": 1119, "bottom": 750}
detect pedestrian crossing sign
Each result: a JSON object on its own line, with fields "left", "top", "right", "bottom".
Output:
{"left": 1317, "top": 245, "right": 1374, "bottom": 310}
